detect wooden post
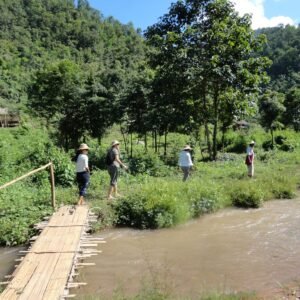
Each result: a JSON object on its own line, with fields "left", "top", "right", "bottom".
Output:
{"left": 49, "top": 163, "right": 56, "bottom": 210}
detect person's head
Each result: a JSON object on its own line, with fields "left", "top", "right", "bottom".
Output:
{"left": 111, "top": 140, "right": 120, "bottom": 148}
{"left": 183, "top": 145, "right": 192, "bottom": 151}
{"left": 249, "top": 141, "right": 255, "bottom": 147}
{"left": 78, "top": 143, "right": 89, "bottom": 154}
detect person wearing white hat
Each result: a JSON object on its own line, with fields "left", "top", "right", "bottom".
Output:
{"left": 178, "top": 145, "right": 193, "bottom": 181}
{"left": 75, "top": 143, "right": 90, "bottom": 205}
{"left": 245, "top": 141, "right": 255, "bottom": 177}
{"left": 107, "top": 140, "right": 128, "bottom": 200}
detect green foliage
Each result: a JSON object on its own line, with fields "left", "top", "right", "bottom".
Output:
{"left": 128, "top": 150, "right": 169, "bottom": 177}
{"left": 258, "top": 25, "right": 300, "bottom": 92}
{"left": 223, "top": 133, "right": 248, "bottom": 153}
{"left": 283, "top": 87, "right": 300, "bottom": 131}
{"left": 0, "top": 184, "right": 53, "bottom": 245}
{"left": 114, "top": 180, "right": 192, "bottom": 229}
{"left": 201, "top": 292, "right": 257, "bottom": 300}
{"left": 229, "top": 181, "right": 264, "bottom": 208}
{"left": 145, "top": 0, "right": 270, "bottom": 160}
{"left": 0, "top": 127, "right": 75, "bottom": 245}
{"left": 258, "top": 90, "right": 285, "bottom": 147}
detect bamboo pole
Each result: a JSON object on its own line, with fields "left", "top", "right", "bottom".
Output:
{"left": 0, "top": 162, "right": 52, "bottom": 190}
{"left": 0, "top": 162, "right": 56, "bottom": 209}
{"left": 49, "top": 162, "right": 56, "bottom": 209}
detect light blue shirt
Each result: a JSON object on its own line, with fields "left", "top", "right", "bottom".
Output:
{"left": 178, "top": 151, "right": 193, "bottom": 167}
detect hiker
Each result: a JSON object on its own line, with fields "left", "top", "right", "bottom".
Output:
{"left": 106, "top": 140, "right": 128, "bottom": 200}
{"left": 178, "top": 145, "right": 193, "bottom": 181}
{"left": 245, "top": 141, "right": 255, "bottom": 177}
{"left": 75, "top": 143, "right": 90, "bottom": 205}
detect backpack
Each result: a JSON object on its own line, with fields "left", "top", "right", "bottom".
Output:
{"left": 105, "top": 149, "right": 114, "bottom": 166}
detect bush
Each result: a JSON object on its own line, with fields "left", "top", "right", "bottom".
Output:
{"left": 230, "top": 182, "right": 264, "bottom": 208}
{"left": 128, "top": 150, "right": 170, "bottom": 177}
{"left": 113, "top": 180, "right": 191, "bottom": 229}
{"left": 224, "top": 134, "right": 247, "bottom": 153}
{"left": 262, "top": 140, "right": 274, "bottom": 151}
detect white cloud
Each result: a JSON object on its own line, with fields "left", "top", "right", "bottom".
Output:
{"left": 232, "top": 0, "right": 295, "bottom": 29}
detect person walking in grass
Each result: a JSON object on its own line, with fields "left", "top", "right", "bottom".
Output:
{"left": 107, "top": 140, "right": 128, "bottom": 200}
{"left": 178, "top": 145, "right": 193, "bottom": 181}
{"left": 245, "top": 141, "right": 255, "bottom": 177}
{"left": 75, "top": 143, "right": 90, "bottom": 205}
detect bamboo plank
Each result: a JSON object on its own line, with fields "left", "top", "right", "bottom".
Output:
{"left": 0, "top": 205, "right": 92, "bottom": 300}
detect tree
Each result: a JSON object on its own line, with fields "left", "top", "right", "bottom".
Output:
{"left": 83, "top": 71, "right": 116, "bottom": 143}
{"left": 283, "top": 87, "right": 300, "bottom": 131}
{"left": 29, "top": 60, "right": 86, "bottom": 149}
{"left": 258, "top": 25, "right": 300, "bottom": 93}
{"left": 259, "top": 90, "right": 286, "bottom": 147}
{"left": 145, "top": 0, "right": 270, "bottom": 160}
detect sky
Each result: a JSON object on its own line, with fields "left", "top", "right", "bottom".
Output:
{"left": 88, "top": 0, "right": 299, "bottom": 31}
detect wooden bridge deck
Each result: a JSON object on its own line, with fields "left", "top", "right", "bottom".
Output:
{"left": 0, "top": 205, "right": 101, "bottom": 300}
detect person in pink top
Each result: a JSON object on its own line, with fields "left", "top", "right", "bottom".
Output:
{"left": 245, "top": 141, "right": 255, "bottom": 177}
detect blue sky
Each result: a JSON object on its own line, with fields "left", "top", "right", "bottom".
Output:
{"left": 88, "top": 0, "right": 299, "bottom": 30}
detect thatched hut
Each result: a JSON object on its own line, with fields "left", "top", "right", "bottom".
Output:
{"left": 0, "top": 108, "right": 20, "bottom": 127}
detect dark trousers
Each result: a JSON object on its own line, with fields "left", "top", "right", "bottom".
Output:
{"left": 181, "top": 166, "right": 191, "bottom": 181}
{"left": 76, "top": 172, "right": 90, "bottom": 196}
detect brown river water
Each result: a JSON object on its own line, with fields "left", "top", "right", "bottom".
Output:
{"left": 2, "top": 199, "right": 300, "bottom": 299}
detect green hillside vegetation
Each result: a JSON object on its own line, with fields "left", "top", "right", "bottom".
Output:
{"left": 0, "top": 0, "right": 299, "bottom": 248}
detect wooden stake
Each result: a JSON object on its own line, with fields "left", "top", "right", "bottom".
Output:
{"left": 49, "top": 162, "right": 56, "bottom": 209}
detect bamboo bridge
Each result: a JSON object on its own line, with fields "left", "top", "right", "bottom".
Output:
{"left": 0, "top": 164, "right": 105, "bottom": 299}
{"left": 0, "top": 205, "right": 104, "bottom": 299}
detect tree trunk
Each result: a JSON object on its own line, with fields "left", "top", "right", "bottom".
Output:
{"left": 271, "top": 128, "right": 274, "bottom": 148}
{"left": 120, "top": 126, "right": 128, "bottom": 154}
{"left": 154, "top": 130, "right": 158, "bottom": 153}
{"left": 130, "top": 132, "right": 133, "bottom": 158}
{"left": 144, "top": 133, "right": 148, "bottom": 152}
{"left": 202, "top": 84, "right": 212, "bottom": 160}
{"left": 212, "top": 88, "right": 219, "bottom": 160}
{"left": 164, "top": 131, "right": 167, "bottom": 157}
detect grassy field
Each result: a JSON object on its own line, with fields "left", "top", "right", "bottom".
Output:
{"left": 0, "top": 124, "right": 299, "bottom": 245}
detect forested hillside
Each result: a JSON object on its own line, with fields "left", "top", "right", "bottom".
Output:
{"left": 258, "top": 25, "right": 300, "bottom": 92}
{"left": 1, "top": 0, "right": 300, "bottom": 250}
{"left": 0, "top": 0, "right": 299, "bottom": 153}
{"left": 0, "top": 0, "right": 146, "bottom": 148}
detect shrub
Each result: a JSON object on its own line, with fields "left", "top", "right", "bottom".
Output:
{"left": 113, "top": 180, "right": 191, "bottom": 229}
{"left": 128, "top": 150, "right": 170, "bottom": 177}
{"left": 230, "top": 182, "right": 264, "bottom": 208}
{"left": 224, "top": 134, "right": 247, "bottom": 153}
{"left": 262, "top": 174, "right": 296, "bottom": 199}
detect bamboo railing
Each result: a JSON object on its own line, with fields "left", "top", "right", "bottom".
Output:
{"left": 0, "top": 162, "right": 56, "bottom": 209}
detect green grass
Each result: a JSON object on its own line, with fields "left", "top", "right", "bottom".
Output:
{"left": 1, "top": 124, "right": 300, "bottom": 245}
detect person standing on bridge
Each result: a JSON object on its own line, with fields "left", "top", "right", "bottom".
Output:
{"left": 106, "top": 140, "right": 128, "bottom": 200}
{"left": 75, "top": 143, "right": 90, "bottom": 205}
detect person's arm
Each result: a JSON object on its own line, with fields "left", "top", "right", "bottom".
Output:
{"left": 115, "top": 154, "right": 128, "bottom": 170}
{"left": 188, "top": 152, "right": 193, "bottom": 166}
{"left": 84, "top": 155, "right": 90, "bottom": 172}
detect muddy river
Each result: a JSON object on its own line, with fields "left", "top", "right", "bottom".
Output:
{"left": 2, "top": 199, "right": 300, "bottom": 299}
